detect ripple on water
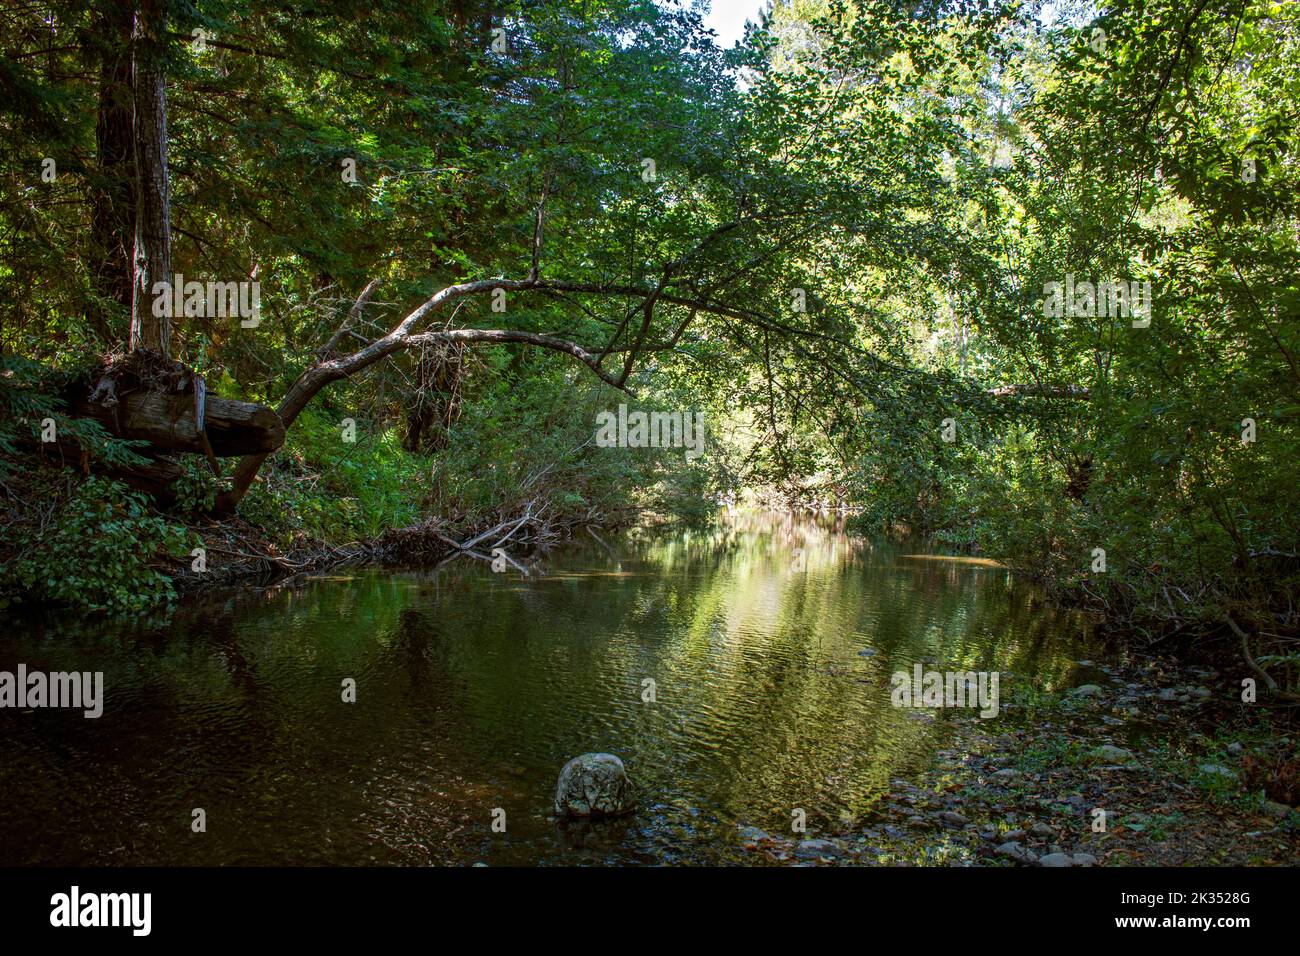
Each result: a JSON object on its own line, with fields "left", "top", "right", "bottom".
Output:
{"left": 0, "top": 514, "right": 1089, "bottom": 865}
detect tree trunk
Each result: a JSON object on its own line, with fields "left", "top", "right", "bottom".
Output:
{"left": 89, "top": 3, "right": 136, "bottom": 343}
{"left": 129, "top": 0, "right": 172, "bottom": 357}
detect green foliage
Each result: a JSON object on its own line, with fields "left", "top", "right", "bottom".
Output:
{"left": 240, "top": 361, "right": 726, "bottom": 548}
{"left": 0, "top": 0, "right": 1296, "bottom": 637}
{"left": 172, "top": 458, "right": 221, "bottom": 516}
{"left": 2, "top": 477, "right": 193, "bottom": 612}
{"left": 0, "top": 355, "right": 152, "bottom": 476}
{"left": 764, "top": 0, "right": 1300, "bottom": 639}
{"left": 238, "top": 408, "right": 426, "bottom": 545}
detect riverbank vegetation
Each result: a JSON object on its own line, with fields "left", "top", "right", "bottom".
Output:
{"left": 1, "top": 1, "right": 1297, "bottom": 697}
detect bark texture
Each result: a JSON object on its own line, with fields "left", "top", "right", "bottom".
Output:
{"left": 128, "top": 0, "right": 172, "bottom": 357}
{"left": 71, "top": 391, "right": 285, "bottom": 457}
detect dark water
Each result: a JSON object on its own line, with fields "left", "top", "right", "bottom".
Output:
{"left": 0, "top": 512, "right": 1091, "bottom": 865}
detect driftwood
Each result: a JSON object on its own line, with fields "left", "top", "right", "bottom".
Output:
{"left": 70, "top": 389, "right": 284, "bottom": 457}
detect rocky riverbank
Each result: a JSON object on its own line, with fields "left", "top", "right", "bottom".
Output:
{"left": 737, "top": 654, "right": 1300, "bottom": 866}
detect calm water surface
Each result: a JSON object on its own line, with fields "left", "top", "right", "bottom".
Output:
{"left": 0, "top": 513, "right": 1091, "bottom": 865}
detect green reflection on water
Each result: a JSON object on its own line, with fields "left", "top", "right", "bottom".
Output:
{"left": 0, "top": 512, "right": 1089, "bottom": 865}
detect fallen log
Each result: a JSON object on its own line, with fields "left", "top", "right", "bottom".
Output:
{"left": 69, "top": 390, "right": 285, "bottom": 457}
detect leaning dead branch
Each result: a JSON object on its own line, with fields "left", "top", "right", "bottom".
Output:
{"left": 1226, "top": 614, "right": 1300, "bottom": 703}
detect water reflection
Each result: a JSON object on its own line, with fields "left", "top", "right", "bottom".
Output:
{"left": 0, "top": 512, "right": 1090, "bottom": 865}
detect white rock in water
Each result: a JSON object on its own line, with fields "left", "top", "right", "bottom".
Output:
{"left": 554, "top": 753, "right": 637, "bottom": 818}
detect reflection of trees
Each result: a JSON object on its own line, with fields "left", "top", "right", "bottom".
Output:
{"left": 1, "top": 515, "right": 1090, "bottom": 861}
{"left": 394, "top": 608, "right": 434, "bottom": 694}
{"left": 422, "top": 514, "right": 1085, "bottom": 836}
{"left": 203, "top": 609, "right": 261, "bottom": 697}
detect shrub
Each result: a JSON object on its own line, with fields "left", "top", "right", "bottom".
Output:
{"left": 3, "top": 477, "right": 193, "bottom": 612}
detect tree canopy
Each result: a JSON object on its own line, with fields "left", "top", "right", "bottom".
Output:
{"left": 1, "top": 0, "right": 1297, "bottom": 683}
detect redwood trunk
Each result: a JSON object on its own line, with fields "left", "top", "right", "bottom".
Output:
{"left": 129, "top": 0, "right": 172, "bottom": 357}
{"left": 89, "top": 3, "right": 136, "bottom": 343}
